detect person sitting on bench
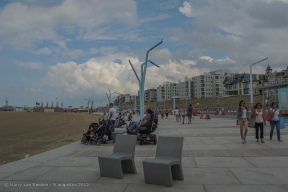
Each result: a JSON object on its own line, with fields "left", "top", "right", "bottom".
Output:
{"left": 127, "top": 109, "right": 152, "bottom": 132}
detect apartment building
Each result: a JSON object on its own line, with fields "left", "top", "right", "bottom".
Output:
{"left": 223, "top": 73, "right": 263, "bottom": 96}
{"left": 176, "top": 77, "right": 193, "bottom": 100}
{"left": 192, "top": 69, "right": 232, "bottom": 98}
{"left": 157, "top": 82, "right": 177, "bottom": 102}
{"left": 145, "top": 89, "right": 157, "bottom": 102}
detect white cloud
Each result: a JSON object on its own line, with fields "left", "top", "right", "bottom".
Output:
{"left": 68, "top": 49, "right": 86, "bottom": 59}
{"left": 43, "top": 50, "right": 207, "bottom": 96}
{"left": 15, "top": 60, "right": 43, "bottom": 69}
{"left": 179, "top": 1, "right": 198, "bottom": 18}
{"left": 217, "top": 57, "right": 235, "bottom": 63}
{"left": 33, "top": 47, "right": 52, "bottom": 55}
{"left": 90, "top": 47, "right": 118, "bottom": 55}
{"left": 0, "top": 0, "right": 137, "bottom": 50}
{"left": 199, "top": 56, "right": 213, "bottom": 62}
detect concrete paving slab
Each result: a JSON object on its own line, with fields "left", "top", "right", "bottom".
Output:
{"left": 244, "top": 157, "right": 288, "bottom": 167}
{"left": 46, "top": 183, "right": 128, "bottom": 192}
{"left": 182, "top": 157, "right": 197, "bottom": 168}
{"left": 0, "top": 181, "right": 53, "bottom": 192}
{"left": 0, "top": 161, "right": 39, "bottom": 174}
{"left": 230, "top": 168, "right": 288, "bottom": 184}
{"left": 32, "top": 167, "right": 101, "bottom": 183}
{"left": 1, "top": 166, "right": 56, "bottom": 181}
{"left": 97, "top": 168, "right": 144, "bottom": 184}
{"left": 174, "top": 168, "right": 241, "bottom": 185}
{"left": 187, "top": 144, "right": 229, "bottom": 150}
{"left": 223, "top": 143, "right": 270, "bottom": 149}
{"left": 205, "top": 184, "right": 288, "bottom": 192}
{"left": 0, "top": 173, "right": 12, "bottom": 180}
{"left": 125, "top": 184, "right": 205, "bottom": 192}
{"left": 41, "top": 157, "right": 97, "bottom": 167}
{"left": 195, "top": 157, "right": 255, "bottom": 168}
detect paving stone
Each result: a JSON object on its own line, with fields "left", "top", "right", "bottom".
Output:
{"left": 0, "top": 161, "right": 38, "bottom": 174}
{"left": 32, "top": 167, "right": 100, "bottom": 183}
{"left": 230, "top": 168, "right": 288, "bottom": 184}
{"left": 2, "top": 166, "right": 56, "bottom": 181}
{"left": 0, "top": 181, "right": 53, "bottom": 192}
{"left": 205, "top": 184, "right": 288, "bottom": 192}
{"left": 187, "top": 144, "right": 229, "bottom": 150}
{"left": 125, "top": 184, "right": 205, "bottom": 192}
{"left": 41, "top": 157, "right": 97, "bottom": 167}
{"left": 195, "top": 157, "right": 255, "bottom": 168}
{"left": 174, "top": 168, "right": 241, "bottom": 185}
{"left": 244, "top": 157, "right": 288, "bottom": 167}
{"left": 46, "top": 183, "right": 128, "bottom": 192}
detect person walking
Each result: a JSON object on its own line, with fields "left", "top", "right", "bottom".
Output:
{"left": 174, "top": 107, "right": 179, "bottom": 122}
{"left": 108, "top": 103, "right": 116, "bottom": 141}
{"left": 181, "top": 107, "right": 186, "bottom": 124}
{"left": 237, "top": 100, "right": 249, "bottom": 144}
{"left": 251, "top": 102, "right": 266, "bottom": 143}
{"left": 165, "top": 108, "right": 169, "bottom": 119}
{"left": 269, "top": 102, "right": 283, "bottom": 142}
{"left": 187, "top": 104, "right": 192, "bottom": 124}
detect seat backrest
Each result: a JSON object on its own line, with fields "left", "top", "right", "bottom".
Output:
{"left": 113, "top": 134, "right": 137, "bottom": 156}
{"left": 156, "top": 136, "right": 184, "bottom": 160}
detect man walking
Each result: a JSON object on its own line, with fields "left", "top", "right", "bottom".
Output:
{"left": 108, "top": 103, "right": 116, "bottom": 141}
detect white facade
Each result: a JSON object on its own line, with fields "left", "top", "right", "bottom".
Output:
{"left": 176, "top": 77, "right": 193, "bottom": 100}
{"left": 157, "top": 82, "right": 177, "bottom": 102}
{"left": 191, "top": 69, "right": 232, "bottom": 98}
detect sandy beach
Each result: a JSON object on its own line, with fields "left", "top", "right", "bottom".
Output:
{"left": 0, "top": 112, "right": 100, "bottom": 165}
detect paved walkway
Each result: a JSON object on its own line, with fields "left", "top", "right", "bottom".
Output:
{"left": 1, "top": 115, "right": 288, "bottom": 192}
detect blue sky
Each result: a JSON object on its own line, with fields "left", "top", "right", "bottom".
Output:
{"left": 1, "top": 0, "right": 288, "bottom": 107}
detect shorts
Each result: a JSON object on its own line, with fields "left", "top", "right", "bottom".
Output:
{"left": 165, "top": 113, "right": 169, "bottom": 117}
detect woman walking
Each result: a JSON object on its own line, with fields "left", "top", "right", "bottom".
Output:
{"left": 251, "top": 102, "right": 266, "bottom": 143}
{"left": 237, "top": 100, "right": 249, "bottom": 144}
{"left": 269, "top": 102, "right": 283, "bottom": 142}
{"left": 187, "top": 104, "right": 192, "bottom": 124}
{"left": 165, "top": 108, "right": 169, "bottom": 119}
{"left": 181, "top": 107, "right": 186, "bottom": 124}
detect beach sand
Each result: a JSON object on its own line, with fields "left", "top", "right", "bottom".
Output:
{"left": 0, "top": 112, "right": 100, "bottom": 165}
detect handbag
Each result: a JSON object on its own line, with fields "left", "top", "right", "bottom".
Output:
{"left": 187, "top": 112, "right": 192, "bottom": 116}
{"left": 280, "top": 117, "right": 286, "bottom": 129}
{"left": 265, "top": 114, "right": 272, "bottom": 122}
{"left": 248, "top": 116, "right": 255, "bottom": 128}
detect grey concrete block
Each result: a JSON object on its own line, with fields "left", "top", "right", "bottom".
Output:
{"left": 230, "top": 168, "right": 288, "bottom": 184}
{"left": 205, "top": 185, "right": 288, "bottom": 192}
{"left": 32, "top": 167, "right": 101, "bottom": 183}
{"left": 195, "top": 157, "right": 255, "bottom": 168}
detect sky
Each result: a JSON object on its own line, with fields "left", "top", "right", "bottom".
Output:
{"left": 1, "top": 0, "right": 288, "bottom": 108}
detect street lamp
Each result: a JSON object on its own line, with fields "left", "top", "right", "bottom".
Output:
{"left": 84, "top": 96, "right": 92, "bottom": 114}
{"left": 249, "top": 57, "right": 268, "bottom": 105}
{"left": 129, "top": 39, "right": 163, "bottom": 119}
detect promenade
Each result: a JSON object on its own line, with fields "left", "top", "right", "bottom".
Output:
{"left": 1, "top": 115, "right": 288, "bottom": 192}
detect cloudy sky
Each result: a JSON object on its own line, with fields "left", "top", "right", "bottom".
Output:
{"left": 1, "top": 0, "right": 288, "bottom": 107}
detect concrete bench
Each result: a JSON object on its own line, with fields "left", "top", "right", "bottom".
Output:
{"left": 112, "top": 130, "right": 127, "bottom": 143}
{"left": 98, "top": 134, "right": 137, "bottom": 179}
{"left": 143, "top": 136, "right": 184, "bottom": 187}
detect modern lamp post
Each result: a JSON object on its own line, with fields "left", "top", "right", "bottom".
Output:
{"left": 129, "top": 40, "right": 163, "bottom": 119}
{"left": 249, "top": 57, "right": 268, "bottom": 105}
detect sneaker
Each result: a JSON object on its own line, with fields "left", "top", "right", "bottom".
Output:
{"left": 261, "top": 140, "right": 265, "bottom": 143}
{"left": 270, "top": 138, "right": 272, "bottom": 140}
{"left": 278, "top": 140, "right": 283, "bottom": 142}
{"left": 242, "top": 139, "right": 245, "bottom": 144}
{"left": 244, "top": 137, "right": 247, "bottom": 143}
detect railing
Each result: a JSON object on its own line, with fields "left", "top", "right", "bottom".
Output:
{"left": 263, "top": 79, "right": 288, "bottom": 87}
